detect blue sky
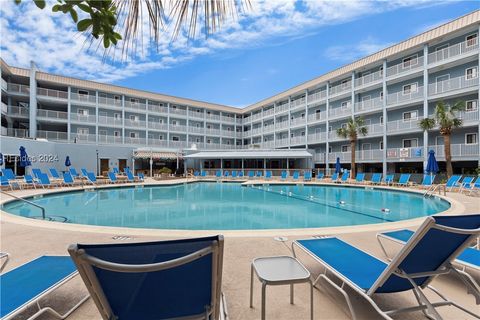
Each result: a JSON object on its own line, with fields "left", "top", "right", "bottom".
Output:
{"left": 1, "top": 1, "right": 478, "bottom": 107}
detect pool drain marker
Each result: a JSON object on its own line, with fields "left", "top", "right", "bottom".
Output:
{"left": 274, "top": 236, "right": 288, "bottom": 242}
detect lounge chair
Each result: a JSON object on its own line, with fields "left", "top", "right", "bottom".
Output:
{"left": 201, "top": 171, "right": 207, "bottom": 178}
{"left": 63, "top": 172, "right": 78, "bottom": 187}
{"left": 49, "top": 168, "right": 61, "bottom": 179}
{"left": 418, "top": 175, "right": 435, "bottom": 188}
{"left": 86, "top": 172, "right": 99, "bottom": 185}
{"left": 445, "top": 175, "right": 462, "bottom": 191}
{"left": 459, "top": 177, "right": 475, "bottom": 193}
{"left": 256, "top": 171, "right": 263, "bottom": 178}
{"left": 292, "top": 214, "right": 480, "bottom": 320}
{"left": 224, "top": 171, "right": 230, "bottom": 178}
{"left": 377, "top": 228, "right": 480, "bottom": 303}
{"left": 0, "top": 255, "right": 89, "bottom": 320}
{"left": 248, "top": 171, "right": 255, "bottom": 179}
{"left": 462, "top": 178, "right": 480, "bottom": 195}
{"left": 382, "top": 174, "right": 394, "bottom": 185}
{"left": 80, "top": 168, "right": 89, "bottom": 177}
{"left": 1, "top": 175, "right": 12, "bottom": 190}
{"left": 292, "top": 171, "right": 300, "bottom": 181}
{"left": 194, "top": 171, "right": 200, "bottom": 178}
{"left": 330, "top": 172, "right": 339, "bottom": 182}
{"left": 281, "top": 171, "right": 288, "bottom": 181}
{"left": 231, "top": 170, "right": 238, "bottom": 178}
{"left": 137, "top": 172, "right": 145, "bottom": 181}
{"left": 304, "top": 171, "right": 312, "bottom": 181}
{"left": 32, "top": 168, "right": 43, "bottom": 180}
{"left": 68, "top": 235, "right": 226, "bottom": 320}
{"left": 2, "top": 168, "right": 16, "bottom": 180}
{"left": 316, "top": 172, "right": 324, "bottom": 181}
{"left": 394, "top": 174, "right": 411, "bottom": 187}
{"left": 354, "top": 173, "right": 365, "bottom": 184}
{"left": 38, "top": 173, "right": 53, "bottom": 188}
{"left": 108, "top": 172, "right": 121, "bottom": 184}
{"left": 370, "top": 173, "right": 382, "bottom": 185}
{"left": 265, "top": 170, "right": 272, "bottom": 179}
{"left": 69, "top": 168, "right": 80, "bottom": 177}
{"left": 339, "top": 171, "right": 349, "bottom": 183}
{"left": 238, "top": 171, "right": 244, "bottom": 178}
{"left": 126, "top": 171, "right": 137, "bottom": 183}
{"left": 23, "top": 174, "right": 37, "bottom": 189}
{"left": 112, "top": 167, "right": 120, "bottom": 174}
{"left": 216, "top": 170, "right": 222, "bottom": 179}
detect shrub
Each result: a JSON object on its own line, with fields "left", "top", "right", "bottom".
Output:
{"left": 159, "top": 167, "right": 172, "bottom": 174}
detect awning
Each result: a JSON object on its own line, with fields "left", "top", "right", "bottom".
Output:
{"left": 134, "top": 151, "right": 179, "bottom": 160}
{"left": 184, "top": 149, "right": 312, "bottom": 159}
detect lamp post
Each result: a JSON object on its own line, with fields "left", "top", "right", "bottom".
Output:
{"left": 96, "top": 149, "right": 99, "bottom": 176}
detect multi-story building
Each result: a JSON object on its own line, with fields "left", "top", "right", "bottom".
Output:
{"left": 1, "top": 11, "right": 479, "bottom": 175}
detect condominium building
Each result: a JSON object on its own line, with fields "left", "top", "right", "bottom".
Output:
{"left": 1, "top": 11, "right": 479, "bottom": 175}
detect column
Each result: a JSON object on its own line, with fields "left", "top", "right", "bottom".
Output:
{"left": 304, "top": 89, "right": 308, "bottom": 148}
{"left": 95, "top": 91, "right": 99, "bottom": 143}
{"left": 67, "top": 86, "right": 71, "bottom": 141}
{"left": 288, "top": 96, "right": 291, "bottom": 150}
{"left": 423, "top": 44, "right": 429, "bottom": 170}
{"left": 478, "top": 25, "right": 480, "bottom": 167}
{"left": 186, "top": 106, "right": 189, "bottom": 148}
{"left": 146, "top": 100, "right": 149, "bottom": 146}
{"left": 121, "top": 95, "right": 125, "bottom": 144}
{"left": 325, "top": 82, "right": 330, "bottom": 174}
{"left": 29, "top": 61, "right": 38, "bottom": 138}
{"left": 273, "top": 102, "right": 277, "bottom": 147}
{"left": 351, "top": 71, "right": 355, "bottom": 119}
{"left": 382, "top": 60, "right": 388, "bottom": 176}
{"left": 167, "top": 102, "right": 170, "bottom": 148}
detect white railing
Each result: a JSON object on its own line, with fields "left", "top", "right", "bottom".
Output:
{"left": 387, "top": 86, "right": 424, "bottom": 106}
{"left": 221, "top": 115, "right": 235, "bottom": 123}
{"left": 6, "top": 128, "right": 28, "bottom": 138}
{"left": 386, "top": 117, "right": 423, "bottom": 133}
{"left": 170, "top": 140, "right": 188, "bottom": 148}
{"left": 236, "top": 131, "right": 243, "bottom": 138}
{"left": 275, "top": 121, "right": 289, "bottom": 130}
{"left": 98, "top": 96, "right": 122, "bottom": 107}
{"left": 251, "top": 113, "right": 263, "bottom": 121}
{"left": 354, "top": 70, "right": 383, "bottom": 88}
{"left": 71, "top": 133, "right": 96, "bottom": 144}
{"left": 328, "top": 152, "right": 351, "bottom": 163}
{"left": 222, "top": 130, "right": 236, "bottom": 137}
{"left": 263, "top": 124, "right": 275, "bottom": 133}
{"left": 169, "top": 108, "right": 187, "bottom": 116}
{"left": 328, "top": 131, "right": 347, "bottom": 141}
{"left": 291, "top": 135, "right": 306, "bottom": 145}
{"left": 125, "top": 100, "right": 146, "bottom": 111}
{"left": 308, "top": 132, "right": 326, "bottom": 143}
{"left": 290, "top": 97, "right": 306, "bottom": 110}
{"left": 7, "top": 83, "right": 30, "bottom": 95}
{"left": 1, "top": 78, "right": 7, "bottom": 90}
{"left": 386, "top": 147, "right": 424, "bottom": 160}
{"left": 307, "top": 90, "right": 327, "bottom": 104}
{"left": 188, "top": 126, "right": 205, "bottom": 134}
{"left": 37, "top": 88, "right": 68, "bottom": 99}
{"left": 251, "top": 127, "right": 262, "bottom": 136}
{"left": 8, "top": 106, "right": 29, "bottom": 117}
{"left": 356, "top": 149, "right": 384, "bottom": 161}
{"left": 428, "top": 75, "right": 479, "bottom": 95}
{"left": 188, "top": 110, "right": 204, "bottom": 119}
{"left": 206, "top": 113, "right": 221, "bottom": 121}
{"left": 71, "top": 92, "right": 96, "bottom": 103}
{"left": 70, "top": 113, "right": 96, "bottom": 123}
{"left": 263, "top": 109, "right": 275, "bottom": 117}
{"left": 37, "top": 130, "right": 68, "bottom": 141}
{"left": 354, "top": 97, "right": 383, "bottom": 113}
{"left": 98, "top": 135, "right": 123, "bottom": 144}
{"left": 313, "top": 153, "right": 325, "bottom": 163}
{"left": 364, "top": 123, "right": 384, "bottom": 136}
{"left": 290, "top": 117, "right": 306, "bottom": 126}
{"left": 169, "top": 124, "right": 187, "bottom": 132}
{"left": 148, "top": 104, "right": 168, "bottom": 113}
{"left": 204, "top": 143, "right": 222, "bottom": 149}
{"left": 275, "top": 103, "right": 289, "bottom": 114}
{"left": 98, "top": 115, "right": 123, "bottom": 126}
{"left": 329, "top": 105, "right": 352, "bottom": 118}
{"left": 276, "top": 138, "right": 289, "bottom": 147}
{"left": 37, "top": 109, "right": 68, "bottom": 120}
{"left": 428, "top": 144, "right": 479, "bottom": 159}
{"left": 386, "top": 56, "right": 424, "bottom": 78}
{"left": 124, "top": 137, "right": 147, "bottom": 145}
{"left": 458, "top": 110, "right": 479, "bottom": 124}
{"left": 428, "top": 39, "right": 479, "bottom": 65}
{"left": 205, "top": 128, "right": 221, "bottom": 136}
{"left": 236, "top": 117, "right": 243, "bottom": 124}
{"left": 124, "top": 119, "right": 146, "bottom": 128}
{"left": 307, "top": 111, "right": 327, "bottom": 123}
{"left": 329, "top": 81, "right": 351, "bottom": 97}
{"left": 1, "top": 102, "right": 7, "bottom": 114}
{"left": 149, "top": 140, "right": 169, "bottom": 147}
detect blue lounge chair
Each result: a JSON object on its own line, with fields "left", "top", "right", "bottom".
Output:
{"left": 108, "top": 172, "right": 120, "bottom": 184}
{"left": 256, "top": 171, "right": 262, "bottom": 178}
{"left": 330, "top": 172, "right": 338, "bottom": 182}
{"left": 293, "top": 214, "right": 480, "bottom": 319}
{"left": 87, "top": 172, "right": 98, "bottom": 184}
{"left": 81, "top": 168, "right": 89, "bottom": 177}
{"left": 445, "top": 175, "right": 462, "bottom": 191}
{"left": 419, "top": 174, "right": 435, "bottom": 188}
{"left": 137, "top": 172, "right": 145, "bottom": 181}
{"left": 32, "top": 168, "right": 43, "bottom": 179}
{"left": 316, "top": 172, "right": 324, "bottom": 181}
{"left": 126, "top": 170, "right": 136, "bottom": 182}
{"left": 281, "top": 171, "right": 288, "bottom": 180}
{"left": 383, "top": 174, "right": 394, "bottom": 185}
{"left": 340, "top": 171, "right": 349, "bottom": 183}
{"left": 69, "top": 168, "right": 80, "bottom": 177}
{"left": 23, "top": 174, "right": 37, "bottom": 189}
{"left": 113, "top": 167, "right": 120, "bottom": 174}
{"left": 370, "top": 173, "right": 382, "bottom": 185}
{"left": 68, "top": 235, "right": 225, "bottom": 320}
{"left": 292, "top": 171, "right": 300, "bottom": 180}
{"left": 231, "top": 170, "right": 238, "bottom": 178}
{"left": 0, "top": 256, "right": 89, "bottom": 320}
{"left": 248, "top": 171, "right": 255, "bottom": 179}
{"left": 394, "top": 174, "right": 411, "bottom": 187}
{"left": 2, "top": 168, "right": 16, "bottom": 180}
{"left": 194, "top": 171, "right": 200, "bottom": 178}
{"left": 462, "top": 178, "right": 480, "bottom": 195}
{"left": 49, "top": 168, "right": 61, "bottom": 179}
{"left": 238, "top": 171, "right": 244, "bottom": 178}
{"left": 304, "top": 171, "right": 312, "bottom": 181}
{"left": 377, "top": 228, "right": 480, "bottom": 303}
{"left": 459, "top": 176, "right": 475, "bottom": 193}
{"left": 38, "top": 173, "right": 52, "bottom": 188}
{"left": 265, "top": 170, "right": 272, "bottom": 179}
{"left": 224, "top": 171, "right": 230, "bottom": 178}
{"left": 216, "top": 170, "right": 222, "bottom": 178}
{"left": 1, "top": 175, "right": 12, "bottom": 190}
{"left": 354, "top": 173, "right": 365, "bottom": 184}
{"left": 200, "top": 171, "right": 207, "bottom": 178}
{"left": 63, "top": 172, "right": 77, "bottom": 186}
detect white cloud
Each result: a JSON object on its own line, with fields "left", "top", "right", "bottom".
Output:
{"left": 0, "top": 0, "right": 450, "bottom": 85}
{"left": 324, "top": 37, "right": 393, "bottom": 62}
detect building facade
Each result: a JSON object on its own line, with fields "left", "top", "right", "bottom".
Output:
{"left": 1, "top": 11, "right": 479, "bottom": 175}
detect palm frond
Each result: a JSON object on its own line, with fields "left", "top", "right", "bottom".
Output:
{"left": 450, "top": 100, "right": 465, "bottom": 113}
{"left": 336, "top": 127, "right": 348, "bottom": 138}
{"left": 452, "top": 118, "right": 463, "bottom": 128}
{"left": 419, "top": 117, "right": 436, "bottom": 131}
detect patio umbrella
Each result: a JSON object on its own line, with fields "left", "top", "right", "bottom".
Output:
{"left": 425, "top": 150, "right": 439, "bottom": 181}
{"left": 335, "top": 157, "right": 342, "bottom": 174}
{"left": 19, "top": 146, "right": 31, "bottom": 167}
{"left": 0, "top": 153, "right": 3, "bottom": 166}
{"left": 65, "top": 156, "right": 71, "bottom": 167}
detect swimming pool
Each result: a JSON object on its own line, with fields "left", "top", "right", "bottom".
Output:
{"left": 2, "top": 183, "right": 450, "bottom": 230}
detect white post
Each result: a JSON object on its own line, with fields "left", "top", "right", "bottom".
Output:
{"left": 149, "top": 153, "right": 153, "bottom": 178}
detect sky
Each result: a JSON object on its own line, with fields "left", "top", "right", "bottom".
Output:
{"left": 1, "top": 1, "right": 478, "bottom": 108}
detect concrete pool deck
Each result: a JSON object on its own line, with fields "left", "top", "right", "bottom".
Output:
{"left": 1, "top": 179, "right": 479, "bottom": 319}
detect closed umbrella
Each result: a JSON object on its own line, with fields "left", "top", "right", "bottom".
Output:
{"left": 335, "top": 157, "right": 342, "bottom": 174}
{"left": 425, "top": 150, "right": 439, "bottom": 182}
{"left": 19, "top": 146, "right": 31, "bottom": 175}
{"left": 65, "top": 156, "right": 71, "bottom": 167}
{"left": 0, "top": 153, "right": 3, "bottom": 166}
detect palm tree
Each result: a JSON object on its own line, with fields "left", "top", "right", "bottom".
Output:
{"left": 419, "top": 100, "right": 465, "bottom": 178}
{"left": 336, "top": 117, "right": 368, "bottom": 179}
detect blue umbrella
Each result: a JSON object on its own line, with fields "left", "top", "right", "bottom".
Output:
{"left": 425, "top": 150, "right": 439, "bottom": 174}
{"left": 335, "top": 157, "right": 342, "bottom": 174}
{"left": 0, "top": 153, "right": 3, "bottom": 166}
{"left": 65, "top": 156, "right": 71, "bottom": 167}
{"left": 19, "top": 146, "right": 31, "bottom": 167}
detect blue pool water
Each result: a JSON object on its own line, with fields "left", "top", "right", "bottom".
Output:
{"left": 2, "top": 183, "right": 450, "bottom": 230}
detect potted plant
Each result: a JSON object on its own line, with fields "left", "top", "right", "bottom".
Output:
{"left": 159, "top": 167, "right": 172, "bottom": 179}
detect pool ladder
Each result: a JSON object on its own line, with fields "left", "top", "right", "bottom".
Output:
{"left": 423, "top": 184, "right": 445, "bottom": 198}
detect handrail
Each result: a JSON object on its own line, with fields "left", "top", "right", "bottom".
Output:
{"left": 0, "top": 191, "right": 46, "bottom": 219}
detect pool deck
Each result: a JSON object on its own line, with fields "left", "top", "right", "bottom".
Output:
{"left": 1, "top": 178, "right": 479, "bottom": 319}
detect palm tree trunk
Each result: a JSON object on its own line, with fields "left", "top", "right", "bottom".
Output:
{"left": 444, "top": 134, "right": 453, "bottom": 178}
{"left": 350, "top": 139, "right": 356, "bottom": 179}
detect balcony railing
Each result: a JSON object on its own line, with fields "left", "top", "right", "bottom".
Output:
{"left": 251, "top": 127, "right": 262, "bottom": 136}
{"left": 204, "top": 143, "right": 222, "bottom": 149}
{"left": 124, "top": 119, "right": 146, "bottom": 128}
{"left": 37, "top": 109, "right": 68, "bottom": 120}
{"left": 329, "top": 149, "right": 383, "bottom": 162}
{"left": 275, "top": 103, "right": 289, "bottom": 114}
{"left": 251, "top": 113, "right": 263, "bottom": 122}
{"left": 7, "top": 83, "right": 30, "bottom": 95}
{"left": 188, "top": 110, "right": 204, "bottom": 119}
{"left": 387, "top": 147, "right": 423, "bottom": 160}
{"left": 307, "top": 90, "right": 327, "bottom": 105}
{"left": 387, "top": 86, "right": 424, "bottom": 106}
{"left": 1, "top": 102, "right": 7, "bottom": 114}
{"left": 276, "top": 138, "right": 289, "bottom": 147}
{"left": 188, "top": 126, "right": 205, "bottom": 134}
{"left": 125, "top": 100, "right": 146, "bottom": 110}
{"left": 386, "top": 117, "right": 423, "bottom": 133}
{"left": 386, "top": 56, "right": 424, "bottom": 78}
{"left": 354, "top": 97, "right": 383, "bottom": 113}
{"left": 354, "top": 70, "right": 383, "bottom": 88}
{"left": 329, "top": 105, "right": 352, "bottom": 118}
{"left": 37, "top": 130, "right": 68, "bottom": 141}
{"left": 329, "top": 81, "right": 351, "bottom": 97}
{"left": 70, "top": 113, "right": 97, "bottom": 123}
{"left": 169, "top": 108, "right": 187, "bottom": 116}
{"left": 98, "top": 96, "right": 122, "bottom": 107}
{"left": 170, "top": 141, "right": 188, "bottom": 148}
{"left": 458, "top": 110, "right": 479, "bottom": 124}
{"left": 428, "top": 75, "right": 479, "bottom": 95}
{"left": 1, "top": 78, "right": 7, "bottom": 90}
{"left": 71, "top": 92, "right": 96, "bottom": 103}
{"left": 205, "top": 128, "right": 220, "bottom": 136}
{"left": 428, "top": 144, "right": 479, "bottom": 159}
{"left": 148, "top": 104, "right": 168, "bottom": 113}
{"left": 313, "top": 153, "right": 325, "bottom": 163}
{"left": 328, "top": 131, "right": 346, "bottom": 141}
{"left": 6, "top": 128, "right": 29, "bottom": 138}
{"left": 149, "top": 140, "right": 169, "bottom": 147}
{"left": 169, "top": 124, "right": 187, "bottom": 132}
{"left": 428, "top": 39, "right": 479, "bottom": 65}
{"left": 263, "top": 124, "right": 275, "bottom": 133}
{"left": 8, "top": 106, "right": 29, "bottom": 117}
{"left": 290, "top": 117, "right": 306, "bottom": 126}
{"left": 124, "top": 137, "right": 147, "bottom": 145}
{"left": 222, "top": 130, "right": 235, "bottom": 137}
{"left": 37, "top": 88, "right": 68, "bottom": 100}
{"left": 307, "top": 132, "right": 327, "bottom": 144}
{"left": 221, "top": 115, "right": 235, "bottom": 123}
{"left": 262, "top": 141, "right": 275, "bottom": 149}
{"left": 98, "top": 135, "right": 123, "bottom": 144}
{"left": 290, "top": 97, "right": 306, "bottom": 110}
{"left": 236, "top": 131, "right": 243, "bottom": 138}
{"left": 290, "top": 135, "right": 306, "bottom": 145}
{"left": 275, "top": 121, "right": 289, "bottom": 130}
{"left": 307, "top": 111, "right": 327, "bottom": 123}
{"left": 98, "top": 115, "right": 123, "bottom": 126}
{"left": 263, "top": 109, "right": 275, "bottom": 117}
{"left": 364, "top": 123, "right": 384, "bottom": 137}
{"left": 71, "top": 133, "right": 96, "bottom": 144}
{"left": 206, "top": 113, "right": 221, "bottom": 121}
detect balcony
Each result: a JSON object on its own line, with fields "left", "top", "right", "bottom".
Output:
{"left": 206, "top": 113, "right": 221, "bottom": 121}
{"left": 148, "top": 104, "right": 168, "bottom": 114}
{"left": 428, "top": 39, "right": 479, "bottom": 65}
{"left": 188, "top": 126, "right": 205, "bottom": 134}
{"left": 71, "top": 133, "right": 96, "bottom": 144}
{"left": 275, "top": 103, "right": 289, "bottom": 114}
{"left": 169, "top": 124, "right": 187, "bottom": 132}
{"left": 98, "top": 96, "right": 122, "bottom": 108}
{"left": 263, "top": 109, "right": 275, "bottom": 118}
{"left": 428, "top": 144, "right": 479, "bottom": 160}
{"left": 70, "top": 113, "right": 96, "bottom": 123}
{"left": 307, "top": 90, "right": 327, "bottom": 105}
{"left": 329, "top": 105, "right": 352, "bottom": 118}
{"left": 125, "top": 100, "right": 146, "bottom": 111}
{"left": 328, "top": 131, "right": 346, "bottom": 142}
{"left": 290, "top": 117, "right": 306, "bottom": 127}
{"left": 7, "top": 106, "right": 29, "bottom": 117}
{"left": 7, "top": 83, "right": 30, "bottom": 95}
{"left": 251, "top": 113, "right": 263, "bottom": 122}
{"left": 329, "top": 81, "right": 351, "bottom": 97}
{"left": 386, "top": 117, "right": 423, "bottom": 134}
{"left": 307, "top": 132, "right": 327, "bottom": 144}
{"left": 313, "top": 153, "right": 325, "bottom": 163}
{"left": 204, "top": 143, "right": 222, "bottom": 149}
{"left": 37, "top": 130, "right": 68, "bottom": 141}
{"left": 1, "top": 102, "right": 7, "bottom": 114}
{"left": 251, "top": 127, "right": 262, "bottom": 136}
{"left": 386, "top": 86, "right": 424, "bottom": 106}
{"left": 364, "top": 123, "right": 384, "bottom": 137}
{"left": 222, "top": 130, "right": 236, "bottom": 137}
{"left": 276, "top": 138, "right": 289, "bottom": 147}
{"left": 458, "top": 110, "right": 479, "bottom": 125}
{"left": 125, "top": 119, "right": 146, "bottom": 128}
{"left": 170, "top": 140, "right": 188, "bottom": 149}
{"left": 275, "top": 121, "right": 289, "bottom": 130}
{"left": 354, "top": 97, "right": 383, "bottom": 113}
{"left": 99, "top": 115, "right": 123, "bottom": 126}
{"left": 386, "top": 56, "right": 424, "bottom": 78}
{"left": 169, "top": 108, "right": 187, "bottom": 117}
{"left": 37, "top": 88, "right": 68, "bottom": 100}
{"left": 236, "top": 131, "right": 243, "bottom": 138}
{"left": 98, "top": 135, "right": 123, "bottom": 144}
{"left": 354, "top": 70, "right": 383, "bottom": 89}
{"left": 428, "top": 75, "right": 479, "bottom": 96}
{"left": 263, "top": 124, "right": 275, "bottom": 133}
{"left": 1, "top": 78, "right": 7, "bottom": 91}
{"left": 37, "top": 109, "right": 68, "bottom": 121}
{"left": 205, "top": 128, "right": 221, "bottom": 136}
{"left": 387, "top": 147, "right": 423, "bottom": 161}
{"left": 5, "top": 128, "right": 29, "bottom": 138}
{"left": 290, "top": 135, "right": 306, "bottom": 145}
{"left": 71, "top": 92, "right": 96, "bottom": 104}
{"left": 307, "top": 111, "right": 327, "bottom": 123}
{"left": 188, "top": 110, "right": 204, "bottom": 119}
{"left": 290, "top": 97, "right": 306, "bottom": 111}
{"left": 329, "top": 149, "right": 383, "bottom": 162}
{"left": 149, "top": 140, "right": 168, "bottom": 147}
{"left": 221, "top": 115, "right": 235, "bottom": 123}
{"left": 262, "top": 141, "right": 275, "bottom": 149}
{"left": 124, "top": 137, "right": 146, "bottom": 145}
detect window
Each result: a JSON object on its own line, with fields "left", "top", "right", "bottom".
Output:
{"left": 466, "top": 33, "right": 478, "bottom": 47}
{"left": 172, "top": 120, "right": 177, "bottom": 126}
{"left": 227, "top": 127, "right": 231, "bottom": 131}
{"left": 196, "top": 138, "right": 201, "bottom": 143}
{"left": 113, "top": 95, "right": 121, "bottom": 102}
{"left": 403, "top": 111, "right": 418, "bottom": 121}
{"left": 403, "top": 83, "right": 418, "bottom": 95}
{"left": 172, "top": 105, "right": 177, "bottom": 109}
{"left": 466, "top": 67, "right": 478, "bottom": 80}
{"left": 78, "top": 90, "right": 88, "bottom": 96}
{"left": 114, "top": 131, "right": 120, "bottom": 137}
{"left": 207, "top": 139, "right": 211, "bottom": 144}
{"left": 77, "top": 109, "right": 88, "bottom": 116}
{"left": 465, "top": 133, "right": 477, "bottom": 144}
{"left": 159, "top": 119, "right": 163, "bottom": 124}
{"left": 402, "top": 55, "right": 418, "bottom": 68}
{"left": 379, "top": 116, "right": 384, "bottom": 125}
{"left": 379, "top": 141, "right": 384, "bottom": 150}
{"left": 159, "top": 135, "right": 163, "bottom": 140}
{"left": 172, "top": 136, "right": 179, "bottom": 141}
{"left": 341, "top": 145, "right": 349, "bottom": 152}
{"left": 466, "top": 100, "right": 478, "bottom": 112}
{"left": 301, "top": 131, "right": 305, "bottom": 136}
{"left": 130, "top": 132, "right": 138, "bottom": 138}
{"left": 196, "top": 123, "right": 200, "bottom": 128}
{"left": 341, "top": 101, "right": 350, "bottom": 109}
{"left": 130, "top": 98, "right": 138, "bottom": 105}
{"left": 290, "top": 133, "right": 294, "bottom": 138}
{"left": 77, "top": 128, "right": 89, "bottom": 135}
{"left": 403, "top": 138, "right": 418, "bottom": 148}
{"left": 380, "top": 91, "right": 384, "bottom": 100}
{"left": 130, "top": 115, "right": 138, "bottom": 121}
{"left": 114, "top": 113, "right": 121, "bottom": 119}
{"left": 328, "top": 146, "right": 332, "bottom": 153}
{"left": 328, "top": 126, "right": 333, "bottom": 132}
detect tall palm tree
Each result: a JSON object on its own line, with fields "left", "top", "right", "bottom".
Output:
{"left": 336, "top": 117, "right": 368, "bottom": 179}
{"left": 419, "top": 100, "right": 465, "bottom": 178}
